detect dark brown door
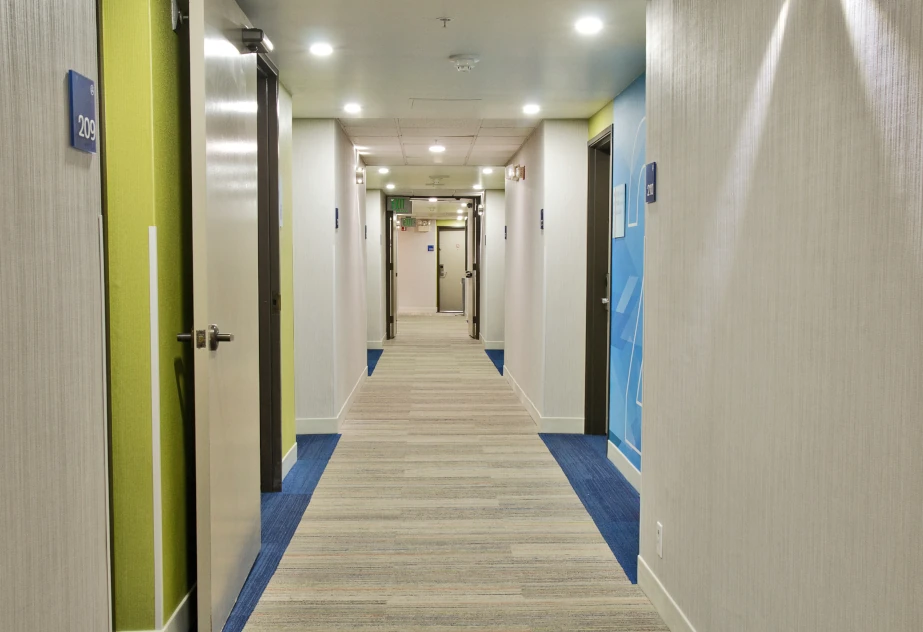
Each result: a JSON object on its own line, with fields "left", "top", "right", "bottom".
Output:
{"left": 585, "top": 128, "right": 613, "bottom": 436}
{"left": 257, "top": 56, "right": 282, "bottom": 492}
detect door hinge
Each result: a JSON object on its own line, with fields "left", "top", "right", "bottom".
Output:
{"left": 271, "top": 292, "right": 282, "bottom": 314}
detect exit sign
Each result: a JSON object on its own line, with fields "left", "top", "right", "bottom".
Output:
{"left": 389, "top": 197, "right": 409, "bottom": 213}
{"left": 401, "top": 217, "right": 415, "bottom": 228}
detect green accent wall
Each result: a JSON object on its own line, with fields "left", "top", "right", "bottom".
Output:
{"left": 150, "top": 0, "right": 196, "bottom": 620}
{"left": 101, "top": 0, "right": 195, "bottom": 628}
{"left": 279, "top": 87, "right": 296, "bottom": 455}
{"left": 101, "top": 0, "right": 155, "bottom": 627}
{"left": 589, "top": 99, "right": 615, "bottom": 139}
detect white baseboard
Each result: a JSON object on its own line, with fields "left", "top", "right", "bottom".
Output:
{"left": 539, "top": 417, "right": 584, "bottom": 433}
{"left": 504, "top": 366, "right": 584, "bottom": 434}
{"left": 296, "top": 417, "right": 340, "bottom": 434}
{"left": 367, "top": 337, "right": 385, "bottom": 350}
{"left": 281, "top": 442, "right": 298, "bottom": 481}
{"left": 607, "top": 439, "right": 641, "bottom": 492}
{"left": 481, "top": 337, "right": 504, "bottom": 350}
{"left": 638, "top": 556, "right": 697, "bottom": 632}
{"left": 297, "top": 368, "right": 367, "bottom": 435}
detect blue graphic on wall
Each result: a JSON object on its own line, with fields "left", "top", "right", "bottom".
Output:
{"left": 608, "top": 75, "right": 646, "bottom": 472}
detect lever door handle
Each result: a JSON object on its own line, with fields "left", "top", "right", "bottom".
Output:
{"left": 177, "top": 329, "right": 207, "bottom": 348}
{"left": 208, "top": 324, "right": 234, "bottom": 351}
{"left": 177, "top": 333, "right": 192, "bottom": 343}
{"left": 601, "top": 298, "right": 610, "bottom": 305}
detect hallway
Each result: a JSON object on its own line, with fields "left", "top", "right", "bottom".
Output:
{"left": 244, "top": 315, "right": 666, "bottom": 630}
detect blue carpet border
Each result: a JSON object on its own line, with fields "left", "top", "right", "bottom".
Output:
{"left": 368, "top": 349, "right": 384, "bottom": 376}
{"left": 484, "top": 349, "right": 503, "bottom": 375}
{"left": 540, "top": 434, "right": 641, "bottom": 583}
{"left": 222, "top": 435, "right": 340, "bottom": 632}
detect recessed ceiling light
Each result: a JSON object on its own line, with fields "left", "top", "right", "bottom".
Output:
{"left": 575, "top": 16, "right": 604, "bottom": 35}
{"left": 386, "top": 183, "right": 395, "bottom": 190}
{"left": 429, "top": 197, "right": 438, "bottom": 202}
{"left": 344, "top": 103, "right": 362, "bottom": 114}
{"left": 429, "top": 143, "right": 446, "bottom": 153}
{"left": 378, "top": 167, "right": 390, "bottom": 174}
{"left": 523, "top": 104, "right": 541, "bottom": 115}
{"left": 482, "top": 167, "right": 494, "bottom": 175}
{"left": 473, "top": 184, "right": 483, "bottom": 190}
{"left": 310, "top": 42, "right": 334, "bottom": 57}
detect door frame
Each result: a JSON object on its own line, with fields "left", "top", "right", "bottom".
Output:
{"left": 384, "top": 198, "right": 397, "bottom": 339}
{"left": 584, "top": 126, "right": 613, "bottom": 436}
{"left": 436, "top": 225, "right": 467, "bottom": 313}
{"left": 256, "top": 54, "right": 282, "bottom": 492}
{"left": 470, "top": 197, "right": 483, "bottom": 340}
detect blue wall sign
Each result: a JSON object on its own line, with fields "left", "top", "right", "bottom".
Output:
{"left": 428, "top": 245, "right": 434, "bottom": 252}
{"left": 645, "top": 162, "right": 657, "bottom": 203}
{"left": 68, "top": 70, "right": 97, "bottom": 154}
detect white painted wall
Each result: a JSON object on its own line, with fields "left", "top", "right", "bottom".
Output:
{"left": 504, "top": 124, "right": 546, "bottom": 418}
{"left": 397, "top": 226, "right": 437, "bottom": 314}
{"left": 642, "top": 2, "right": 923, "bottom": 631}
{"left": 504, "top": 121, "right": 588, "bottom": 432}
{"left": 365, "top": 190, "right": 387, "bottom": 348}
{"left": 542, "top": 121, "right": 588, "bottom": 419}
{"left": 333, "top": 123, "right": 367, "bottom": 413}
{"left": 292, "top": 120, "right": 336, "bottom": 423}
{"left": 292, "top": 120, "right": 367, "bottom": 431}
{"left": 481, "top": 190, "right": 506, "bottom": 349}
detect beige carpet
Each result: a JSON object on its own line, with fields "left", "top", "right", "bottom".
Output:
{"left": 246, "top": 315, "right": 667, "bottom": 631}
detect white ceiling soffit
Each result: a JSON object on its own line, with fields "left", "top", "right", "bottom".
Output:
{"left": 366, "top": 165, "right": 503, "bottom": 197}
{"left": 239, "top": 0, "right": 646, "bottom": 165}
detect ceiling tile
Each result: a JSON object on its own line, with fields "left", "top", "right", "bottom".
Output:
{"left": 480, "top": 119, "right": 539, "bottom": 129}
{"left": 344, "top": 127, "right": 399, "bottom": 138}
{"left": 338, "top": 118, "right": 398, "bottom": 129}
{"left": 477, "top": 127, "right": 535, "bottom": 138}
{"left": 398, "top": 118, "right": 480, "bottom": 129}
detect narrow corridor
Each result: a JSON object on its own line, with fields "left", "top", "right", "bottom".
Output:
{"left": 244, "top": 316, "right": 666, "bottom": 630}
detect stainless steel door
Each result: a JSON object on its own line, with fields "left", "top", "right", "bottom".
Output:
{"left": 188, "top": 1, "right": 262, "bottom": 629}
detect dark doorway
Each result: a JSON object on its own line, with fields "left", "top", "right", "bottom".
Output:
{"left": 585, "top": 127, "right": 613, "bottom": 436}
{"left": 257, "top": 55, "right": 282, "bottom": 492}
{"left": 468, "top": 199, "right": 482, "bottom": 340}
{"left": 385, "top": 202, "right": 396, "bottom": 340}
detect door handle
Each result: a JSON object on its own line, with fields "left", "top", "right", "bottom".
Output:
{"left": 601, "top": 298, "right": 610, "bottom": 311}
{"left": 177, "top": 329, "right": 207, "bottom": 349}
{"left": 208, "top": 324, "right": 234, "bottom": 351}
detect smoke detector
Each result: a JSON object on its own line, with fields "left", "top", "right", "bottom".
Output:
{"left": 449, "top": 54, "right": 480, "bottom": 73}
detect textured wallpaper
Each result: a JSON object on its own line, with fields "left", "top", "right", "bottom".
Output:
{"left": 643, "top": 0, "right": 923, "bottom": 630}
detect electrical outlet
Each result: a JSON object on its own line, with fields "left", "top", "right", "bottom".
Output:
{"left": 656, "top": 522, "right": 663, "bottom": 559}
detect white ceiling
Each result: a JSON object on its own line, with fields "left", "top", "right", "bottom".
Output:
{"left": 239, "top": 0, "right": 646, "bottom": 166}
{"left": 365, "top": 165, "right": 503, "bottom": 197}
{"left": 347, "top": 118, "right": 537, "bottom": 167}
{"left": 410, "top": 199, "right": 474, "bottom": 220}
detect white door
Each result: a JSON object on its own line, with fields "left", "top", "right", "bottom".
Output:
{"left": 439, "top": 228, "right": 466, "bottom": 312}
{"left": 189, "top": 1, "right": 262, "bottom": 630}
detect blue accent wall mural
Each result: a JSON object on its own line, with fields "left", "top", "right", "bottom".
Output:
{"left": 608, "top": 75, "right": 646, "bottom": 471}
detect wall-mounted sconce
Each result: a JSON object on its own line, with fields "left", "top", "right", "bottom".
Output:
{"left": 355, "top": 168, "right": 365, "bottom": 185}
{"left": 506, "top": 165, "right": 525, "bottom": 182}
{"left": 242, "top": 28, "right": 274, "bottom": 54}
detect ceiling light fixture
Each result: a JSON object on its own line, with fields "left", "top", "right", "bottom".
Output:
{"left": 575, "top": 16, "right": 604, "bottom": 35}
{"left": 482, "top": 167, "right": 494, "bottom": 175}
{"left": 473, "top": 184, "right": 483, "bottom": 190}
{"left": 429, "top": 142, "right": 446, "bottom": 153}
{"left": 386, "top": 183, "right": 395, "bottom": 190}
{"left": 523, "top": 104, "right": 541, "bottom": 115}
{"left": 310, "top": 42, "right": 333, "bottom": 56}
{"left": 429, "top": 197, "right": 438, "bottom": 202}
{"left": 378, "top": 167, "right": 390, "bottom": 174}
{"left": 344, "top": 103, "right": 362, "bottom": 114}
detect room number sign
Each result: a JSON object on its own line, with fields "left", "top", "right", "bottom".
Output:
{"left": 68, "top": 70, "right": 97, "bottom": 154}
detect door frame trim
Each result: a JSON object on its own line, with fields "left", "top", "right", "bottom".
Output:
{"left": 584, "top": 125, "right": 614, "bottom": 436}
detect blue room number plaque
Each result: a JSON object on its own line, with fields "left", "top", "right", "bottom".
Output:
{"left": 68, "top": 70, "right": 97, "bottom": 154}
